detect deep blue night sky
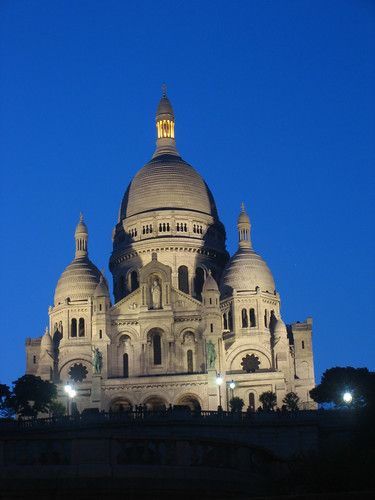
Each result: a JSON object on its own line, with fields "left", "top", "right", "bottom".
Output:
{"left": 0, "top": 1, "right": 374, "bottom": 386}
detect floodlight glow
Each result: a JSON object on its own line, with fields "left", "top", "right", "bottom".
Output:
{"left": 216, "top": 374, "right": 223, "bottom": 386}
{"left": 343, "top": 392, "right": 352, "bottom": 403}
{"left": 64, "top": 384, "right": 76, "bottom": 398}
{"left": 229, "top": 381, "right": 236, "bottom": 390}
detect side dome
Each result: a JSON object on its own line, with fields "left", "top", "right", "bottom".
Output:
{"left": 119, "top": 155, "right": 218, "bottom": 220}
{"left": 202, "top": 271, "right": 219, "bottom": 292}
{"left": 221, "top": 248, "right": 275, "bottom": 295}
{"left": 54, "top": 215, "right": 102, "bottom": 305}
{"left": 94, "top": 274, "right": 110, "bottom": 298}
{"left": 220, "top": 204, "right": 276, "bottom": 296}
{"left": 54, "top": 258, "right": 101, "bottom": 305}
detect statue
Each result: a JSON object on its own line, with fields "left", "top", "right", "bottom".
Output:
{"left": 206, "top": 340, "right": 216, "bottom": 369}
{"left": 92, "top": 347, "right": 103, "bottom": 374}
{"left": 151, "top": 279, "right": 161, "bottom": 309}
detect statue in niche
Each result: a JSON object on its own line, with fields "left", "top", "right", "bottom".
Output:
{"left": 92, "top": 347, "right": 103, "bottom": 374}
{"left": 206, "top": 340, "right": 216, "bottom": 369}
{"left": 151, "top": 279, "right": 162, "bottom": 309}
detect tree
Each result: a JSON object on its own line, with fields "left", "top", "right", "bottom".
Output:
{"left": 229, "top": 396, "right": 245, "bottom": 412}
{"left": 283, "top": 391, "right": 300, "bottom": 411}
{"left": 6, "top": 375, "right": 57, "bottom": 418}
{"left": 310, "top": 367, "right": 375, "bottom": 408}
{"left": 0, "top": 383, "right": 12, "bottom": 418}
{"left": 259, "top": 391, "right": 277, "bottom": 411}
{"left": 49, "top": 399, "right": 66, "bottom": 417}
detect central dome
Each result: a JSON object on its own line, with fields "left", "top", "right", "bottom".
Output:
{"left": 119, "top": 154, "right": 218, "bottom": 220}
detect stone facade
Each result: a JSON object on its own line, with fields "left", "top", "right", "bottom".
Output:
{"left": 25, "top": 91, "right": 315, "bottom": 412}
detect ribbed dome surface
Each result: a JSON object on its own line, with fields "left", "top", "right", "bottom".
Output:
{"left": 221, "top": 248, "right": 275, "bottom": 295}
{"left": 119, "top": 154, "right": 218, "bottom": 220}
{"left": 54, "top": 257, "right": 101, "bottom": 305}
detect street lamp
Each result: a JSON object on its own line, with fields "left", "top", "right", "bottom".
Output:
{"left": 64, "top": 383, "right": 77, "bottom": 416}
{"left": 216, "top": 373, "right": 223, "bottom": 410}
{"left": 226, "top": 380, "right": 236, "bottom": 411}
{"left": 343, "top": 391, "right": 353, "bottom": 404}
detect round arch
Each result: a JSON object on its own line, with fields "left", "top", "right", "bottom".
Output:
{"left": 143, "top": 394, "right": 168, "bottom": 411}
{"left": 109, "top": 397, "right": 133, "bottom": 412}
{"left": 175, "top": 393, "right": 202, "bottom": 411}
{"left": 226, "top": 340, "right": 272, "bottom": 371}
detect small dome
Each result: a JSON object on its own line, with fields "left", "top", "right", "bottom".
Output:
{"left": 41, "top": 328, "right": 53, "bottom": 350}
{"left": 221, "top": 248, "right": 276, "bottom": 296}
{"left": 238, "top": 210, "right": 250, "bottom": 224}
{"left": 54, "top": 257, "right": 101, "bottom": 305}
{"left": 157, "top": 95, "right": 174, "bottom": 118}
{"left": 94, "top": 274, "right": 110, "bottom": 298}
{"left": 75, "top": 213, "right": 88, "bottom": 235}
{"left": 119, "top": 155, "right": 218, "bottom": 220}
{"left": 203, "top": 271, "right": 219, "bottom": 292}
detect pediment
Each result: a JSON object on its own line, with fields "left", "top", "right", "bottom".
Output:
{"left": 111, "top": 288, "right": 142, "bottom": 313}
{"left": 171, "top": 287, "right": 202, "bottom": 311}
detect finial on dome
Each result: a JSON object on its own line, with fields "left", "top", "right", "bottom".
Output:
{"left": 237, "top": 202, "right": 252, "bottom": 250}
{"left": 153, "top": 86, "right": 179, "bottom": 158}
{"left": 80, "top": 212, "right": 84, "bottom": 222}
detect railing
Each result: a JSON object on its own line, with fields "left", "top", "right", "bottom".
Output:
{"left": 0, "top": 408, "right": 356, "bottom": 432}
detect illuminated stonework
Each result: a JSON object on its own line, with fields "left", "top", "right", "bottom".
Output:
{"left": 25, "top": 90, "right": 316, "bottom": 413}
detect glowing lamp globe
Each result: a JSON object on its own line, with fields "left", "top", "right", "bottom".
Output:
{"left": 343, "top": 392, "right": 352, "bottom": 403}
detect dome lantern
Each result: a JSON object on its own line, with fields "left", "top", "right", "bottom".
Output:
{"left": 75, "top": 212, "right": 88, "bottom": 258}
{"left": 153, "top": 84, "right": 179, "bottom": 158}
{"left": 237, "top": 202, "right": 252, "bottom": 249}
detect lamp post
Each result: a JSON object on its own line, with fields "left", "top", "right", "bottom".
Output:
{"left": 64, "top": 383, "right": 77, "bottom": 416}
{"left": 216, "top": 373, "right": 223, "bottom": 411}
{"left": 343, "top": 391, "right": 353, "bottom": 405}
{"left": 226, "top": 380, "right": 236, "bottom": 411}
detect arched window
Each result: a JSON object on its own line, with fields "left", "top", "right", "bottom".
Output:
{"left": 78, "top": 318, "right": 85, "bottom": 337}
{"left": 195, "top": 267, "right": 205, "bottom": 300}
{"left": 241, "top": 308, "right": 248, "bottom": 328}
{"left": 71, "top": 318, "right": 77, "bottom": 338}
{"left": 153, "top": 334, "right": 162, "bottom": 365}
{"left": 264, "top": 309, "right": 268, "bottom": 328}
{"left": 123, "top": 353, "right": 129, "bottom": 378}
{"left": 178, "top": 265, "right": 189, "bottom": 294}
{"left": 249, "top": 308, "right": 256, "bottom": 327}
{"left": 248, "top": 393, "right": 255, "bottom": 411}
{"left": 223, "top": 313, "right": 228, "bottom": 330}
{"left": 187, "top": 350, "right": 193, "bottom": 373}
{"left": 130, "top": 270, "right": 139, "bottom": 292}
{"left": 228, "top": 308, "right": 233, "bottom": 331}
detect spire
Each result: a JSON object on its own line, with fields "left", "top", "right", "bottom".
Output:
{"left": 153, "top": 85, "right": 179, "bottom": 158}
{"left": 237, "top": 202, "right": 252, "bottom": 249}
{"left": 75, "top": 212, "right": 88, "bottom": 258}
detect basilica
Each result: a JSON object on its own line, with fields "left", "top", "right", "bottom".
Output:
{"left": 25, "top": 91, "right": 315, "bottom": 412}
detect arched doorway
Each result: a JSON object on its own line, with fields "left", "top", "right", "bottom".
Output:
{"left": 176, "top": 394, "right": 201, "bottom": 411}
{"left": 143, "top": 396, "right": 167, "bottom": 411}
{"left": 110, "top": 398, "right": 132, "bottom": 412}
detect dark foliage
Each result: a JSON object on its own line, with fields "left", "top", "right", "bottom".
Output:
{"left": 229, "top": 396, "right": 244, "bottom": 412}
{"left": 310, "top": 366, "right": 375, "bottom": 408}
{"left": 259, "top": 391, "right": 277, "bottom": 410}
{"left": 282, "top": 391, "right": 300, "bottom": 411}
{"left": 5, "top": 374, "right": 57, "bottom": 417}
